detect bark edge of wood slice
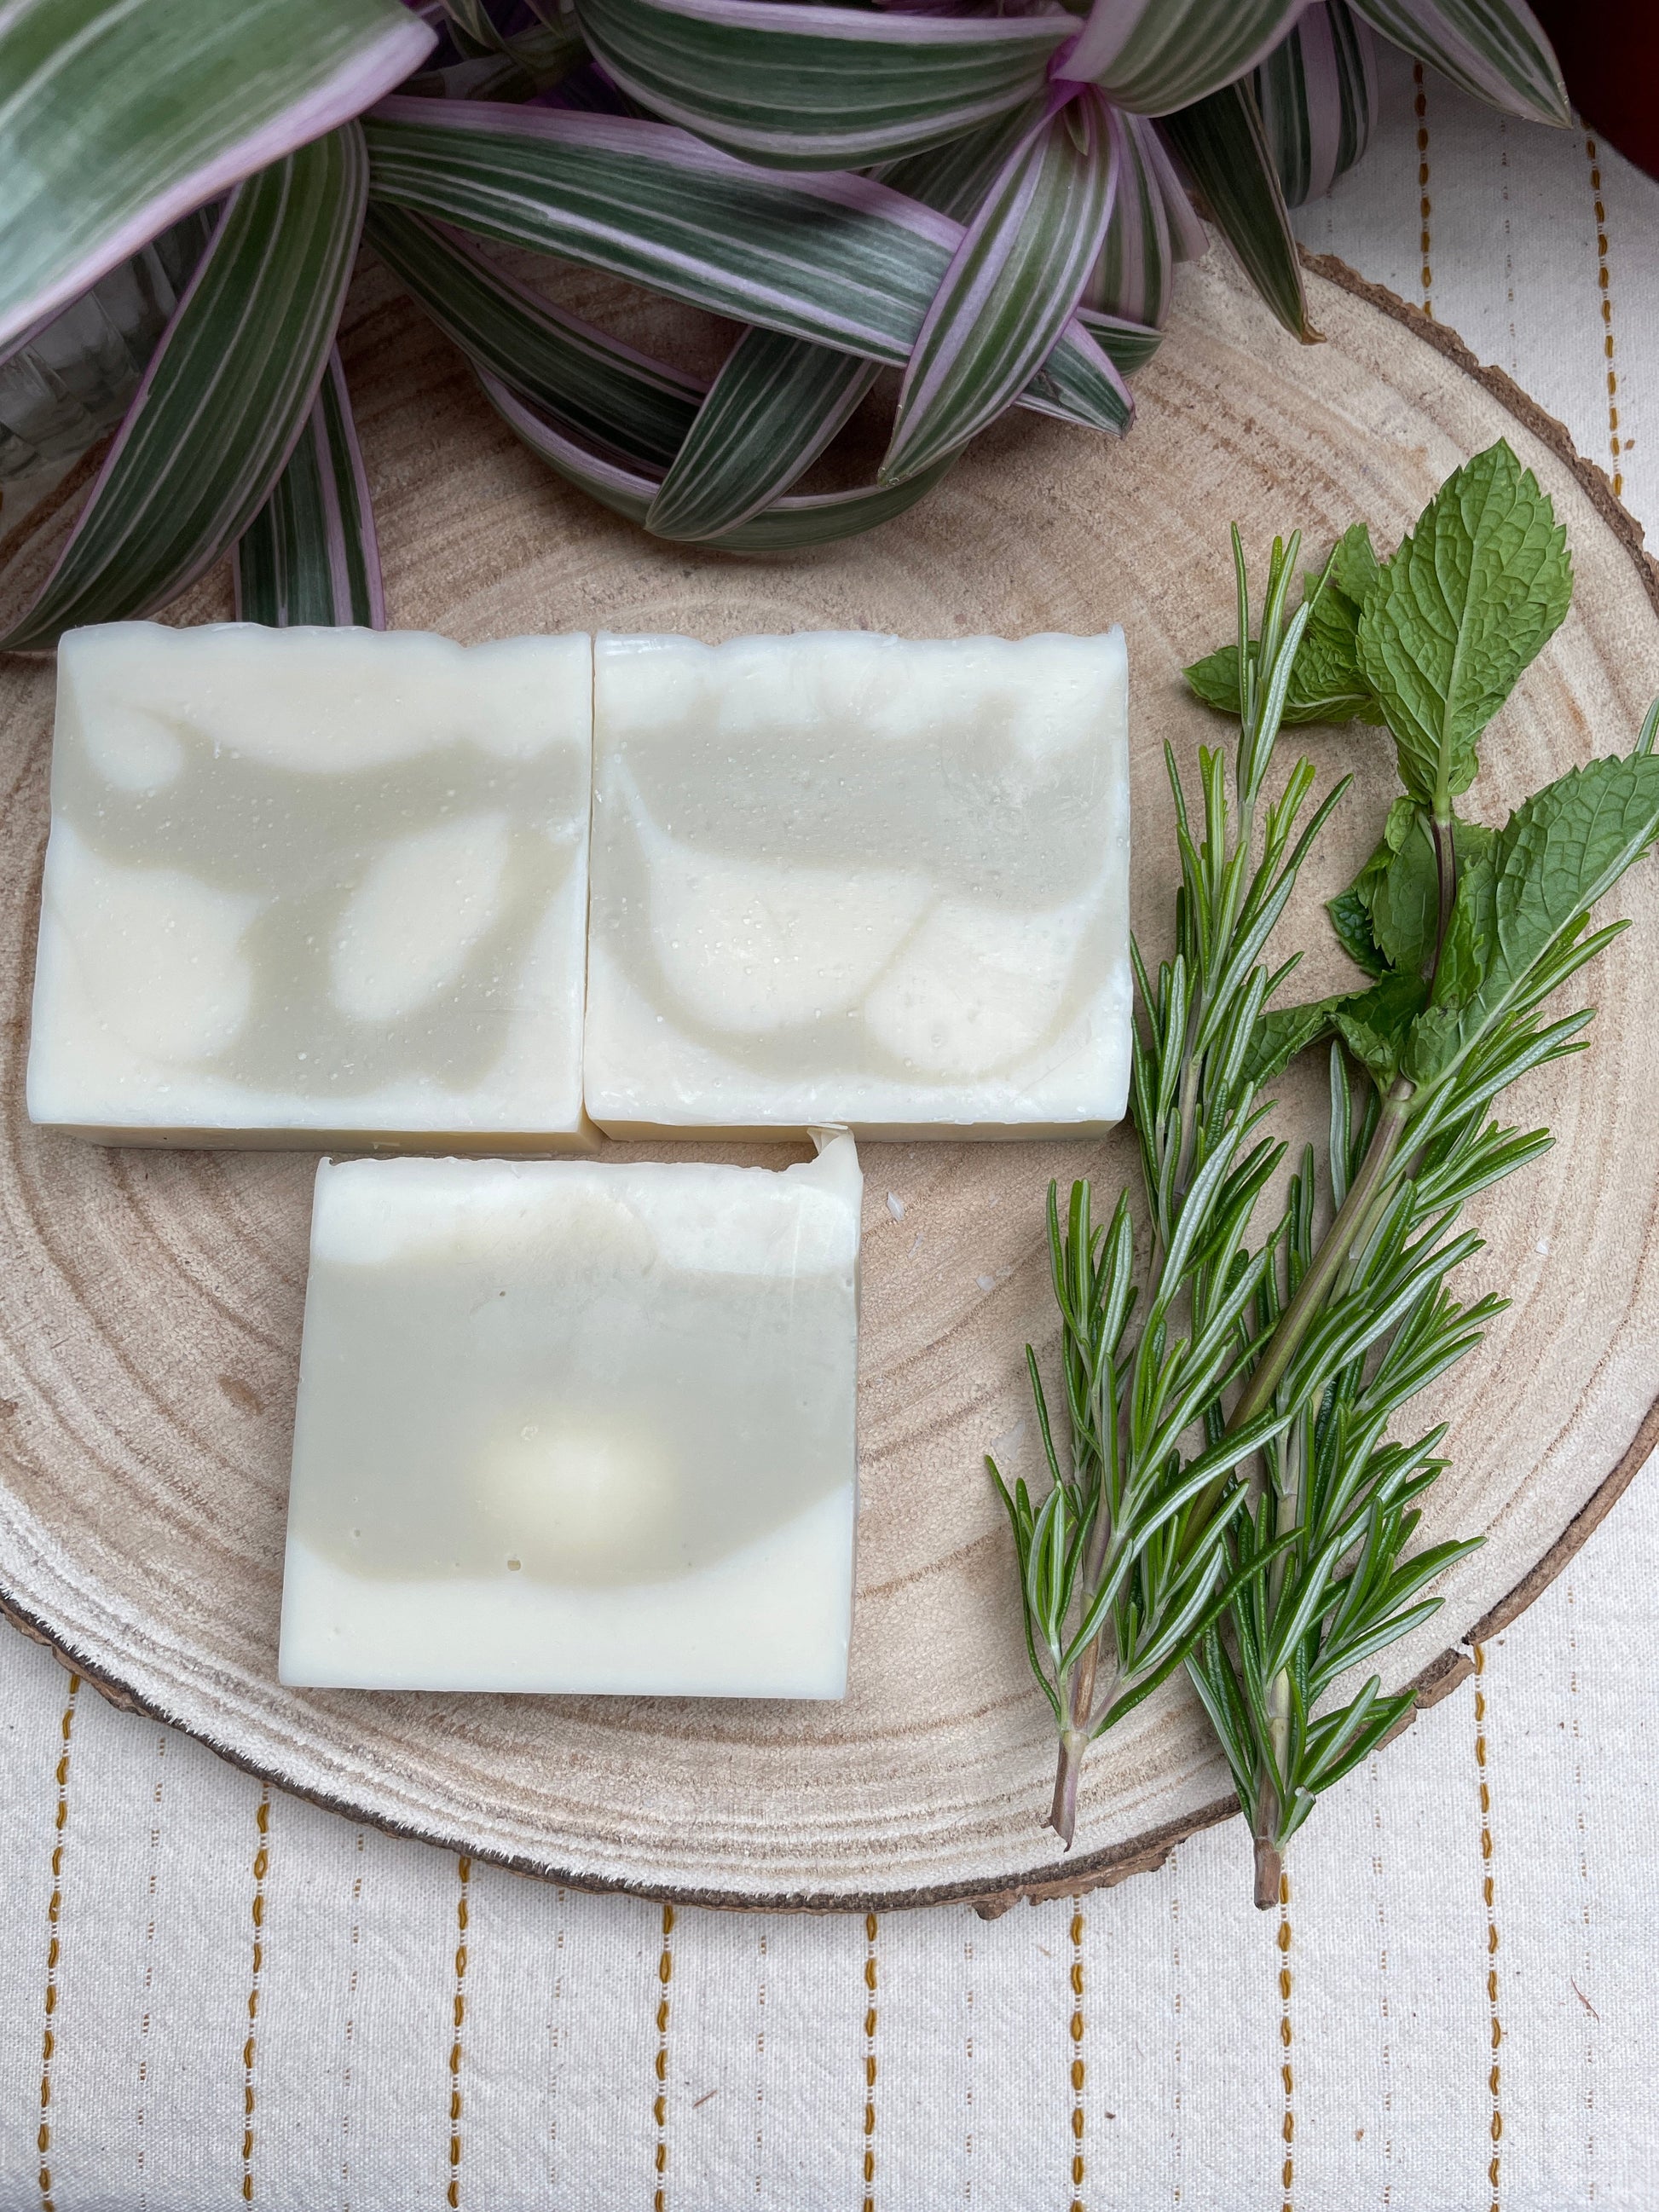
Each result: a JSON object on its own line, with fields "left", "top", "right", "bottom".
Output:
{"left": 3, "top": 248, "right": 1657, "bottom": 1917}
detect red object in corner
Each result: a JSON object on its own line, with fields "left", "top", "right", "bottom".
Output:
{"left": 1529, "top": 0, "right": 1659, "bottom": 179}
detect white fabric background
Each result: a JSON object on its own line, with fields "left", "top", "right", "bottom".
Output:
{"left": 3, "top": 42, "right": 1658, "bottom": 2212}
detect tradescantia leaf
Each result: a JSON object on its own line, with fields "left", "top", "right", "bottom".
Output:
{"left": 1143, "top": 114, "right": 1210, "bottom": 263}
{"left": 1159, "top": 79, "right": 1315, "bottom": 342}
{"left": 1074, "top": 308, "right": 1164, "bottom": 378}
{"left": 2, "top": 129, "right": 368, "bottom": 654}
{"left": 1060, "top": 0, "right": 1309, "bottom": 118}
{"left": 878, "top": 101, "right": 1047, "bottom": 227}
{"left": 363, "top": 99, "right": 1125, "bottom": 436}
{"left": 883, "top": 106, "right": 1165, "bottom": 393}
{"left": 1356, "top": 441, "right": 1572, "bottom": 816}
{"left": 0, "top": 0, "right": 431, "bottom": 353}
{"left": 363, "top": 205, "right": 703, "bottom": 468}
{"left": 1080, "top": 111, "right": 1174, "bottom": 329}
{"left": 1348, "top": 0, "right": 1569, "bottom": 127}
{"left": 234, "top": 349, "right": 384, "bottom": 627}
{"left": 1252, "top": 0, "right": 1379, "bottom": 209}
{"left": 884, "top": 89, "right": 1125, "bottom": 484}
{"left": 569, "top": 0, "right": 1070, "bottom": 170}
{"left": 647, "top": 331, "right": 876, "bottom": 542}
{"left": 479, "top": 365, "right": 956, "bottom": 548}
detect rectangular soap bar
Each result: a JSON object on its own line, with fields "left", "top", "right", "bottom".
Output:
{"left": 279, "top": 1135, "right": 863, "bottom": 1697}
{"left": 27, "top": 621, "right": 594, "bottom": 1149}
{"left": 583, "top": 629, "right": 1131, "bottom": 1139}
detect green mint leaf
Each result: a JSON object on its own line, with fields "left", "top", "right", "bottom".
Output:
{"left": 1332, "top": 968, "right": 1430, "bottom": 1084}
{"left": 1184, "top": 643, "right": 1244, "bottom": 715}
{"left": 1408, "top": 752, "right": 1659, "bottom": 1089}
{"left": 1371, "top": 818, "right": 1438, "bottom": 973}
{"left": 1429, "top": 847, "right": 1499, "bottom": 1014}
{"left": 1383, "top": 794, "right": 1417, "bottom": 853}
{"left": 1183, "top": 627, "right": 1381, "bottom": 728}
{"left": 1327, "top": 887, "right": 1389, "bottom": 978}
{"left": 1328, "top": 520, "right": 1381, "bottom": 608}
{"left": 1356, "top": 441, "right": 1573, "bottom": 813}
{"left": 1373, "top": 815, "right": 1497, "bottom": 976}
{"left": 1240, "top": 995, "right": 1350, "bottom": 1087}
{"left": 1327, "top": 797, "right": 1433, "bottom": 979}
{"left": 1291, "top": 578, "right": 1387, "bottom": 727}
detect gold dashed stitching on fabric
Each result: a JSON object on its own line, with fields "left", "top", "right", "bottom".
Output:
{"left": 37, "top": 1674, "right": 79, "bottom": 2212}
{"left": 242, "top": 1787, "right": 270, "bottom": 2204}
{"left": 1279, "top": 1871, "right": 1294, "bottom": 2212}
{"left": 448, "top": 1855, "right": 471, "bottom": 2210}
{"left": 862, "top": 1912, "right": 878, "bottom": 2212}
{"left": 1586, "top": 138, "right": 1624, "bottom": 497}
{"left": 654, "top": 1902, "right": 674, "bottom": 2212}
{"left": 1475, "top": 1646, "right": 1503, "bottom": 2212}
{"left": 1069, "top": 1901, "right": 1085, "bottom": 2212}
{"left": 1412, "top": 62, "right": 1434, "bottom": 315}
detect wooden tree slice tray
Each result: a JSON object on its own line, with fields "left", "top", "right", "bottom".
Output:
{"left": 3, "top": 251, "right": 1658, "bottom": 1915}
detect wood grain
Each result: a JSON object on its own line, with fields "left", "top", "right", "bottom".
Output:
{"left": 2, "top": 248, "right": 1656, "bottom": 1915}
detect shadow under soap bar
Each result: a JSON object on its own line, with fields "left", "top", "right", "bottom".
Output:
{"left": 279, "top": 1139, "right": 863, "bottom": 1697}
{"left": 27, "top": 621, "right": 594, "bottom": 1150}
{"left": 583, "top": 628, "right": 1132, "bottom": 1140}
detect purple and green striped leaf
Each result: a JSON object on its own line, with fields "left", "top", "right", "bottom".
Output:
{"left": 1144, "top": 120, "right": 1210, "bottom": 263}
{"left": 1252, "top": 1, "right": 1379, "bottom": 209}
{"left": 480, "top": 366, "right": 956, "bottom": 548}
{"left": 234, "top": 349, "right": 384, "bottom": 627}
{"left": 363, "top": 99, "right": 1127, "bottom": 436}
{"left": 364, "top": 205, "right": 704, "bottom": 466}
{"left": 1348, "top": 0, "right": 1568, "bottom": 125}
{"left": 1159, "top": 80, "right": 1315, "bottom": 342}
{"left": 884, "top": 89, "right": 1126, "bottom": 484}
{"left": 1074, "top": 307, "right": 1164, "bottom": 379}
{"left": 0, "top": 0, "right": 431, "bottom": 354}
{"left": 646, "top": 331, "right": 877, "bottom": 541}
{"left": 877, "top": 101, "right": 1048, "bottom": 227}
{"left": 1060, "top": 0, "right": 1310, "bottom": 116}
{"left": 1080, "top": 110, "right": 1174, "bottom": 329}
{"left": 430, "top": 0, "right": 588, "bottom": 93}
{"left": 569, "top": 0, "right": 1070, "bottom": 170}
{"left": 1, "top": 127, "right": 369, "bottom": 654}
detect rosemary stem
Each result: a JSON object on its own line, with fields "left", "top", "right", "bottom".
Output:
{"left": 1230, "top": 1077, "right": 1416, "bottom": 1431}
{"left": 1251, "top": 1428, "right": 1304, "bottom": 1907}
{"left": 1048, "top": 1530, "right": 1120, "bottom": 1848}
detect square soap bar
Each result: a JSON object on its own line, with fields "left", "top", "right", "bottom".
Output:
{"left": 583, "top": 628, "right": 1131, "bottom": 1140}
{"left": 279, "top": 1135, "right": 863, "bottom": 1697}
{"left": 27, "top": 621, "right": 594, "bottom": 1149}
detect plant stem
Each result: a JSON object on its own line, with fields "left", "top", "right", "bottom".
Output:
{"left": 1430, "top": 809, "right": 1458, "bottom": 985}
{"left": 1047, "top": 1519, "right": 1120, "bottom": 1847}
{"left": 1251, "top": 1425, "right": 1304, "bottom": 1906}
{"left": 1231, "top": 1077, "right": 1415, "bottom": 1430}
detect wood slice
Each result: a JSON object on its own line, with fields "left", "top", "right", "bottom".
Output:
{"left": 3, "top": 250, "right": 1657, "bottom": 1915}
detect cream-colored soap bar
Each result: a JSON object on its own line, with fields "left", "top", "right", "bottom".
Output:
{"left": 279, "top": 1136, "right": 862, "bottom": 1697}
{"left": 583, "top": 629, "right": 1130, "bottom": 1139}
{"left": 28, "top": 621, "right": 593, "bottom": 1149}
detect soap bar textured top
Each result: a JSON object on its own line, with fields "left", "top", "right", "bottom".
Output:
{"left": 28, "top": 621, "right": 593, "bottom": 1146}
{"left": 279, "top": 1137, "right": 863, "bottom": 1697}
{"left": 583, "top": 629, "right": 1130, "bottom": 1138}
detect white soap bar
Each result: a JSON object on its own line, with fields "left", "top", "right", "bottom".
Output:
{"left": 583, "top": 629, "right": 1131, "bottom": 1138}
{"left": 27, "top": 621, "right": 594, "bottom": 1149}
{"left": 279, "top": 1135, "right": 863, "bottom": 1697}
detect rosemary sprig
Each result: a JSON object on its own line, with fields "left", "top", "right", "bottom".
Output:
{"left": 991, "top": 528, "right": 1351, "bottom": 1847}
{"left": 995, "top": 443, "right": 1659, "bottom": 1896}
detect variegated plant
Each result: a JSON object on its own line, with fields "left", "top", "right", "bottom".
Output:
{"left": 0, "top": 0, "right": 1569, "bottom": 644}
